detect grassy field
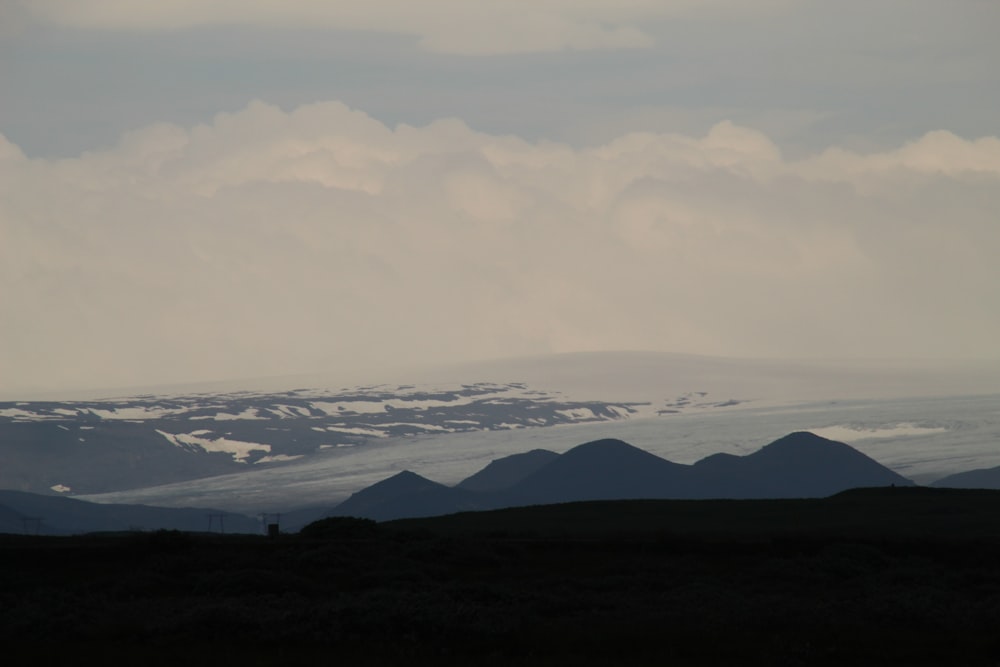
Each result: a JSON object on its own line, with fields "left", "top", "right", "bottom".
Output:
{"left": 4, "top": 487, "right": 1000, "bottom": 665}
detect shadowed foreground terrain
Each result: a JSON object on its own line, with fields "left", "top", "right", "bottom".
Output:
{"left": 4, "top": 487, "right": 1000, "bottom": 665}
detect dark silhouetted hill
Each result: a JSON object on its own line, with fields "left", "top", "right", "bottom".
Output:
{"left": 456, "top": 448, "right": 559, "bottom": 492}
{"left": 931, "top": 464, "right": 1000, "bottom": 489}
{"left": 503, "top": 438, "right": 690, "bottom": 504}
{"left": 330, "top": 470, "right": 484, "bottom": 521}
{"left": 327, "top": 432, "right": 914, "bottom": 521}
{"left": 690, "top": 431, "right": 913, "bottom": 497}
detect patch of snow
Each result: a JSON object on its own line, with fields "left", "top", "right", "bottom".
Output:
{"left": 0, "top": 408, "right": 37, "bottom": 419}
{"left": 556, "top": 408, "right": 597, "bottom": 421}
{"left": 324, "top": 426, "right": 387, "bottom": 437}
{"left": 155, "top": 429, "right": 271, "bottom": 463}
{"left": 87, "top": 406, "right": 180, "bottom": 420}
{"left": 57, "top": 425, "right": 69, "bottom": 431}
{"left": 383, "top": 394, "right": 514, "bottom": 409}
{"left": 255, "top": 454, "right": 304, "bottom": 464}
{"left": 53, "top": 408, "right": 78, "bottom": 416}
{"left": 310, "top": 401, "right": 386, "bottom": 415}
{"left": 388, "top": 399, "right": 460, "bottom": 409}
{"left": 212, "top": 408, "right": 265, "bottom": 421}
{"left": 268, "top": 404, "right": 314, "bottom": 419}
{"left": 50, "top": 484, "right": 72, "bottom": 493}
{"left": 378, "top": 422, "right": 451, "bottom": 432}
{"left": 808, "top": 423, "right": 949, "bottom": 442}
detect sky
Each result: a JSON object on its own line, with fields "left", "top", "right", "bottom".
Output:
{"left": 1, "top": 0, "right": 999, "bottom": 394}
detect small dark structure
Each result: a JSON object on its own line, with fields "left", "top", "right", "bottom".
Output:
{"left": 259, "top": 512, "right": 282, "bottom": 538}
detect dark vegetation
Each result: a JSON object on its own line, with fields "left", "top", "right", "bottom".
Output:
{"left": 4, "top": 488, "right": 1000, "bottom": 665}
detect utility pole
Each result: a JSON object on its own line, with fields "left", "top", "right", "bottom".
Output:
{"left": 207, "top": 513, "right": 226, "bottom": 534}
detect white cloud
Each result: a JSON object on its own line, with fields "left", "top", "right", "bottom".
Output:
{"left": 1, "top": 100, "right": 998, "bottom": 393}
{"left": 800, "top": 132, "right": 1000, "bottom": 180}
{"left": 21, "top": 0, "right": 789, "bottom": 54}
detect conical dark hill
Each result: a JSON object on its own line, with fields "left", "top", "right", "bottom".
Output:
{"left": 690, "top": 431, "right": 914, "bottom": 498}
{"left": 504, "top": 438, "right": 690, "bottom": 505}
{"left": 457, "top": 449, "right": 559, "bottom": 493}
{"left": 330, "top": 470, "right": 484, "bottom": 521}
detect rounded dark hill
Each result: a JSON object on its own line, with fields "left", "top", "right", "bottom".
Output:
{"left": 692, "top": 431, "right": 913, "bottom": 498}
{"left": 456, "top": 448, "right": 559, "bottom": 493}
{"left": 690, "top": 451, "right": 741, "bottom": 473}
{"left": 331, "top": 471, "right": 483, "bottom": 522}
{"left": 506, "top": 438, "right": 689, "bottom": 504}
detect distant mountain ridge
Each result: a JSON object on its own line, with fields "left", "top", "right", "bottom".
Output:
{"left": 506, "top": 439, "right": 692, "bottom": 505}
{"left": 333, "top": 471, "right": 485, "bottom": 521}
{"left": 0, "top": 489, "right": 260, "bottom": 535}
{"left": 932, "top": 464, "right": 1000, "bottom": 490}
{"left": 5, "top": 429, "right": 993, "bottom": 535}
{"left": 322, "top": 432, "right": 913, "bottom": 523}
{"left": 456, "top": 449, "right": 559, "bottom": 493}
{"left": 0, "top": 382, "right": 653, "bottom": 496}
{"left": 7, "top": 351, "right": 997, "bottom": 511}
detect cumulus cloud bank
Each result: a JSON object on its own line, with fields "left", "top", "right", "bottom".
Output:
{"left": 1, "top": 100, "right": 998, "bottom": 392}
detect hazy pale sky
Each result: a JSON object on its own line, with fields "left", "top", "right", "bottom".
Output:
{"left": 1, "top": 0, "right": 999, "bottom": 393}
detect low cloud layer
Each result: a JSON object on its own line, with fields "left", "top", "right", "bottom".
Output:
{"left": 20, "top": 0, "right": 786, "bottom": 54}
{"left": 1, "top": 100, "right": 998, "bottom": 392}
